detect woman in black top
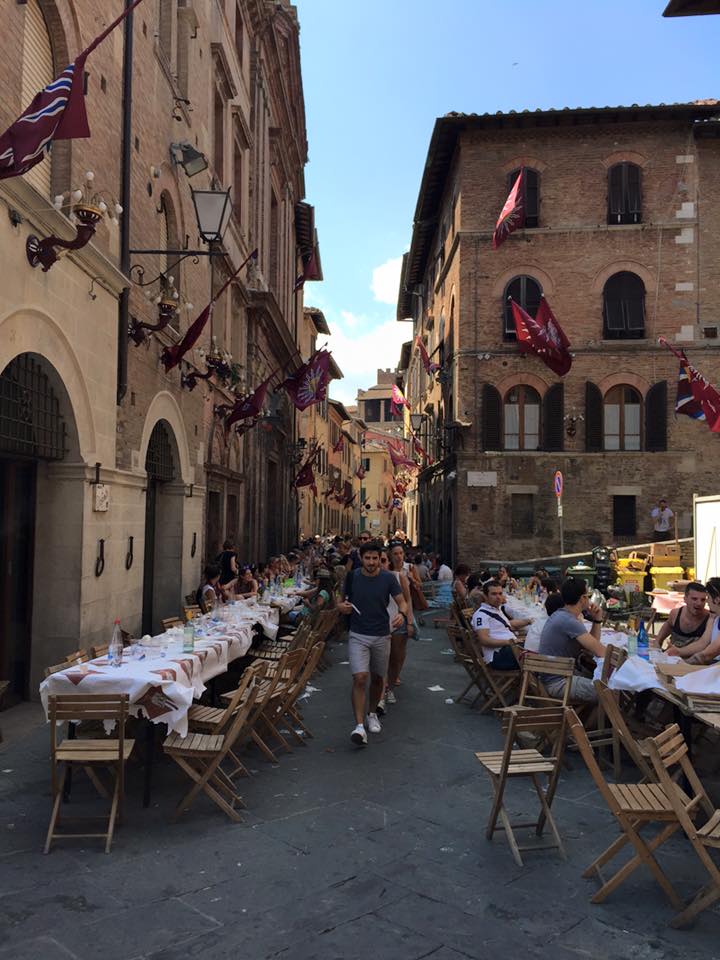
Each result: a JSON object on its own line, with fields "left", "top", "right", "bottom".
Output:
{"left": 216, "top": 539, "right": 238, "bottom": 593}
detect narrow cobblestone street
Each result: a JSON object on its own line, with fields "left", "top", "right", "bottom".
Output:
{"left": 3, "top": 621, "right": 720, "bottom": 959}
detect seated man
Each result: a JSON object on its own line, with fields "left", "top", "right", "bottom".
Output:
{"left": 538, "top": 577, "right": 605, "bottom": 702}
{"left": 471, "top": 580, "right": 519, "bottom": 670}
{"left": 667, "top": 578, "right": 720, "bottom": 663}
{"left": 656, "top": 581, "right": 709, "bottom": 658}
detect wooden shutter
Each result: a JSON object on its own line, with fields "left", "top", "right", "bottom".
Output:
{"left": 524, "top": 169, "right": 539, "bottom": 227}
{"left": 645, "top": 380, "right": 667, "bottom": 452}
{"left": 627, "top": 163, "right": 642, "bottom": 220}
{"left": 481, "top": 384, "right": 502, "bottom": 450}
{"left": 21, "top": 1, "right": 54, "bottom": 197}
{"left": 585, "top": 381, "right": 603, "bottom": 451}
{"left": 543, "top": 383, "right": 564, "bottom": 451}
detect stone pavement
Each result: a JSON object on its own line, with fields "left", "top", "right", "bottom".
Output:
{"left": 2, "top": 618, "right": 720, "bottom": 959}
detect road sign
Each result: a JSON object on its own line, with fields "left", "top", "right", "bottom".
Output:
{"left": 553, "top": 470, "right": 564, "bottom": 498}
{"left": 557, "top": 503, "right": 563, "bottom": 517}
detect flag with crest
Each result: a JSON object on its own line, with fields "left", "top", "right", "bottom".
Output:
{"left": 492, "top": 169, "right": 525, "bottom": 249}
{"left": 510, "top": 296, "right": 572, "bottom": 377}
{"left": 279, "top": 349, "right": 332, "bottom": 411}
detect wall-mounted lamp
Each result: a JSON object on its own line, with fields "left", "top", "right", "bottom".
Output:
{"left": 564, "top": 412, "right": 585, "bottom": 438}
{"left": 170, "top": 141, "right": 209, "bottom": 178}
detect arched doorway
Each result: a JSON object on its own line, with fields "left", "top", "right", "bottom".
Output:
{"left": 142, "top": 420, "right": 183, "bottom": 634}
{"left": 0, "top": 352, "right": 80, "bottom": 699}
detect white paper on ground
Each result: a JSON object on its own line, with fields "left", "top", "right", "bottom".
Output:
{"left": 427, "top": 685, "right": 445, "bottom": 692}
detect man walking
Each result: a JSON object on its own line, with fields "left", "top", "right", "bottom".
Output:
{"left": 337, "top": 540, "right": 408, "bottom": 746}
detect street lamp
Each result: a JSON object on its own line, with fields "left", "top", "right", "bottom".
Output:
{"left": 410, "top": 413, "right": 426, "bottom": 432}
{"left": 170, "top": 141, "right": 209, "bottom": 178}
{"left": 191, "top": 188, "right": 233, "bottom": 243}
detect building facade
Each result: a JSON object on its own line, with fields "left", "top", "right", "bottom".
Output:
{"left": 398, "top": 103, "right": 720, "bottom": 566}
{"left": 0, "top": 0, "right": 315, "bottom": 699}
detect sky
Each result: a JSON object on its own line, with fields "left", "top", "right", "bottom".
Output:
{"left": 294, "top": 0, "right": 720, "bottom": 407}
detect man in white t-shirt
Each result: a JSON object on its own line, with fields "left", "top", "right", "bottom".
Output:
{"left": 650, "top": 498, "right": 673, "bottom": 542}
{"left": 470, "top": 580, "right": 519, "bottom": 670}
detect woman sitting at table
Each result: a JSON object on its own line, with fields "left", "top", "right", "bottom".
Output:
{"left": 497, "top": 565, "right": 519, "bottom": 593}
{"left": 452, "top": 564, "right": 472, "bottom": 603}
{"left": 666, "top": 578, "right": 720, "bottom": 663}
{"left": 235, "top": 566, "right": 259, "bottom": 599}
{"left": 656, "top": 581, "right": 709, "bottom": 658}
{"left": 287, "top": 569, "right": 334, "bottom": 624}
{"left": 196, "top": 562, "right": 225, "bottom": 609}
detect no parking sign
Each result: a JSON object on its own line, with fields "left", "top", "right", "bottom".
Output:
{"left": 553, "top": 471, "right": 563, "bottom": 499}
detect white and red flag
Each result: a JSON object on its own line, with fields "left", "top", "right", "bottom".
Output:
{"left": 279, "top": 349, "right": 332, "bottom": 411}
{"left": 660, "top": 337, "right": 720, "bottom": 432}
{"left": 390, "top": 384, "right": 410, "bottom": 417}
{"left": 415, "top": 336, "right": 440, "bottom": 375}
{"left": 0, "top": 0, "right": 147, "bottom": 180}
{"left": 510, "top": 296, "right": 572, "bottom": 377}
{"left": 492, "top": 169, "right": 525, "bottom": 249}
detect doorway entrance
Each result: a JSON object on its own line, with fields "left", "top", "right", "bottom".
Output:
{"left": 0, "top": 353, "right": 68, "bottom": 699}
{"left": 142, "top": 420, "right": 182, "bottom": 635}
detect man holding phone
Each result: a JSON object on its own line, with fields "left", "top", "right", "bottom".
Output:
{"left": 337, "top": 540, "right": 409, "bottom": 746}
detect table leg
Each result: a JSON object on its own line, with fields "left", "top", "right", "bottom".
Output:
{"left": 143, "top": 721, "right": 156, "bottom": 808}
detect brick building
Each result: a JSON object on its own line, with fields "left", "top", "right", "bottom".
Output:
{"left": 0, "top": 0, "right": 315, "bottom": 698}
{"left": 398, "top": 102, "right": 720, "bottom": 566}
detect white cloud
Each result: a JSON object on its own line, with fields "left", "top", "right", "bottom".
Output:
{"left": 327, "top": 314, "right": 413, "bottom": 407}
{"left": 370, "top": 256, "right": 404, "bottom": 306}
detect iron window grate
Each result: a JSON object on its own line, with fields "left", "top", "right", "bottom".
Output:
{"left": 146, "top": 420, "right": 175, "bottom": 481}
{"left": 0, "top": 354, "right": 67, "bottom": 460}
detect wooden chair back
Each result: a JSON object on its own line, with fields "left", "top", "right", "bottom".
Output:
{"left": 183, "top": 605, "right": 202, "bottom": 619}
{"left": 90, "top": 644, "right": 109, "bottom": 660}
{"left": 566, "top": 708, "right": 623, "bottom": 814}
{"left": 594, "top": 680, "right": 654, "bottom": 781}
{"left": 518, "top": 652, "right": 576, "bottom": 707}
{"left": 64, "top": 649, "right": 89, "bottom": 665}
{"left": 48, "top": 694, "right": 129, "bottom": 758}
{"left": 45, "top": 660, "right": 72, "bottom": 677}
{"left": 313, "top": 609, "right": 340, "bottom": 644}
{"left": 684, "top": 694, "right": 720, "bottom": 714}
{"left": 219, "top": 678, "right": 260, "bottom": 751}
{"left": 644, "top": 724, "right": 714, "bottom": 825}
{"left": 161, "top": 617, "right": 184, "bottom": 631}
{"left": 209, "top": 662, "right": 262, "bottom": 735}
{"left": 600, "top": 644, "right": 628, "bottom": 684}
{"left": 499, "top": 705, "right": 568, "bottom": 762}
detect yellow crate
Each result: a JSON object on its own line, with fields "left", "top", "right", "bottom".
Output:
{"left": 616, "top": 568, "right": 643, "bottom": 592}
{"left": 650, "top": 566, "right": 685, "bottom": 591}
{"left": 617, "top": 557, "right": 646, "bottom": 572}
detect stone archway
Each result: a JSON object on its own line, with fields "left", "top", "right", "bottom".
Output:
{"left": 0, "top": 351, "right": 84, "bottom": 697}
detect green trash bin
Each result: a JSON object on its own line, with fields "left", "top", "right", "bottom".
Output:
{"left": 565, "top": 562, "right": 595, "bottom": 587}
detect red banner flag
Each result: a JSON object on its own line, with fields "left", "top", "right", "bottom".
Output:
{"left": 0, "top": 0, "right": 147, "bottom": 180}
{"left": 390, "top": 384, "right": 410, "bottom": 417}
{"left": 279, "top": 349, "right": 332, "bottom": 411}
{"left": 660, "top": 338, "right": 720, "bottom": 431}
{"left": 332, "top": 435, "right": 345, "bottom": 454}
{"left": 163, "top": 249, "right": 258, "bottom": 371}
{"left": 293, "top": 448, "right": 320, "bottom": 498}
{"left": 510, "top": 297, "right": 572, "bottom": 377}
{"left": 387, "top": 442, "right": 418, "bottom": 472}
{"left": 355, "top": 466, "right": 366, "bottom": 480}
{"left": 415, "top": 336, "right": 440, "bottom": 375}
{"left": 492, "top": 169, "right": 525, "bottom": 250}
{"left": 223, "top": 374, "right": 274, "bottom": 432}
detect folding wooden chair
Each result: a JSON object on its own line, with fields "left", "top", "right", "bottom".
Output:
{"left": 270, "top": 641, "right": 326, "bottom": 745}
{"left": 447, "top": 625, "right": 483, "bottom": 704}
{"left": 645, "top": 723, "right": 720, "bottom": 928}
{"left": 90, "top": 644, "right": 109, "bottom": 660}
{"left": 454, "top": 626, "right": 520, "bottom": 714}
{"left": 63, "top": 649, "right": 90, "bottom": 665}
{"left": 517, "top": 652, "right": 576, "bottom": 708}
{"left": 568, "top": 709, "right": 694, "bottom": 910}
{"left": 254, "top": 649, "right": 308, "bottom": 755}
{"left": 221, "top": 657, "right": 287, "bottom": 764}
{"left": 475, "top": 706, "right": 568, "bottom": 866}
{"left": 183, "top": 604, "right": 202, "bottom": 620}
{"left": 161, "top": 617, "right": 184, "bottom": 631}
{"left": 164, "top": 680, "right": 260, "bottom": 822}
{"left": 594, "top": 680, "right": 655, "bottom": 782}
{"left": 45, "top": 694, "right": 135, "bottom": 854}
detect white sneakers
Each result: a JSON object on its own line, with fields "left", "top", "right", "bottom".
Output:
{"left": 367, "top": 712, "right": 382, "bottom": 734}
{"left": 351, "top": 724, "right": 367, "bottom": 746}
{"left": 385, "top": 689, "right": 397, "bottom": 705}
{"left": 351, "top": 713, "right": 382, "bottom": 745}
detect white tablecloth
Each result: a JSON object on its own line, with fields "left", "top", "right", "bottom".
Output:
{"left": 40, "top": 606, "right": 258, "bottom": 736}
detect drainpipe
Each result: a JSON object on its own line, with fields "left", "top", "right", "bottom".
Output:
{"left": 117, "top": 0, "right": 134, "bottom": 404}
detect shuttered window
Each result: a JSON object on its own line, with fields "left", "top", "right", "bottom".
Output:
{"left": 503, "top": 276, "right": 542, "bottom": 341}
{"left": 543, "top": 382, "right": 564, "bottom": 451}
{"left": 504, "top": 385, "right": 540, "bottom": 451}
{"left": 603, "top": 272, "right": 645, "bottom": 339}
{"left": 645, "top": 381, "right": 667, "bottom": 452}
{"left": 481, "top": 384, "right": 502, "bottom": 450}
{"left": 608, "top": 163, "right": 642, "bottom": 225}
{"left": 21, "top": 0, "right": 54, "bottom": 197}
{"left": 508, "top": 167, "right": 540, "bottom": 228}
{"left": 585, "top": 382, "right": 603, "bottom": 452}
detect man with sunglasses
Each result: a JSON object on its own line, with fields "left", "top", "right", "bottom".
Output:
{"left": 538, "top": 577, "right": 606, "bottom": 702}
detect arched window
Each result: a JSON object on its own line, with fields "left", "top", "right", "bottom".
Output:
{"left": 608, "top": 163, "right": 642, "bottom": 225}
{"left": 504, "top": 386, "right": 540, "bottom": 451}
{"left": 508, "top": 167, "right": 540, "bottom": 228}
{"left": 604, "top": 385, "right": 641, "bottom": 451}
{"left": 603, "top": 271, "right": 645, "bottom": 339}
{"left": 21, "top": 0, "right": 55, "bottom": 197}
{"left": 503, "top": 275, "right": 542, "bottom": 341}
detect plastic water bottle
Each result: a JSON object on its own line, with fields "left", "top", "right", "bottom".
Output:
{"left": 109, "top": 619, "right": 123, "bottom": 668}
{"left": 627, "top": 631, "right": 638, "bottom": 657}
{"left": 183, "top": 612, "right": 195, "bottom": 653}
{"left": 637, "top": 620, "right": 650, "bottom": 661}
